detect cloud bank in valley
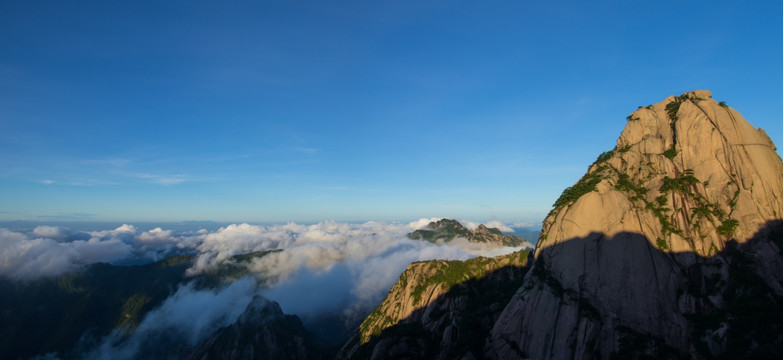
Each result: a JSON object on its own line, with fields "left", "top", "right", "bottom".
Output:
{"left": 1, "top": 219, "right": 528, "bottom": 315}
{"left": 0, "top": 219, "right": 527, "bottom": 280}
{"left": 2, "top": 219, "right": 530, "bottom": 357}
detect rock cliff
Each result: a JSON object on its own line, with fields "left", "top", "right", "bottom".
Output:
{"left": 338, "top": 250, "right": 530, "bottom": 359}
{"left": 488, "top": 90, "right": 783, "bottom": 358}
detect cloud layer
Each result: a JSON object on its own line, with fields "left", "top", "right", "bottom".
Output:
{"left": 1, "top": 220, "right": 527, "bottom": 299}
{"left": 2, "top": 219, "right": 530, "bottom": 357}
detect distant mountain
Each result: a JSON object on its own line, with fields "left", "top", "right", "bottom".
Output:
{"left": 407, "top": 219, "right": 533, "bottom": 248}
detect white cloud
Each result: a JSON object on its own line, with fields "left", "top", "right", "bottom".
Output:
{"left": 32, "top": 225, "right": 69, "bottom": 241}
{"left": 136, "top": 227, "right": 175, "bottom": 246}
{"left": 0, "top": 228, "right": 133, "bottom": 280}
{"left": 88, "top": 224, "right": 137, "bottom": 240}
{"left": 512, "top": 221, "right": 536, "bottom": 228}
{"left": 1, "top": 220, "right": 526, "bottom": 283}
{"left": 485, "top": 220, "right": 514, "bottom": 232}
{"left": 407, "top": 217, "right": 442, "bottom": 230}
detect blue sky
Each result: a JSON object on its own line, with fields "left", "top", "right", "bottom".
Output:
{"left": 1, "top": 1, "right": 781, "bottom": 224}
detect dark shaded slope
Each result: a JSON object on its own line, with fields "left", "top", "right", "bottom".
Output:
{"left": 489, "top": 222, "right": 783, "bottom": 359}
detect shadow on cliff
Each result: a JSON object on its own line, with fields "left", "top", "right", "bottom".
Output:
{"left": 344, "top": 220, "right": 783, "bottom": 360}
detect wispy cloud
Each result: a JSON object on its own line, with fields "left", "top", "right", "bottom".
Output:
{"left": 5, "top": 152, "right": 220, "bottom": 187}
{"left": 36, "top": 212, "right": 96, "bottom": 220}
{"left": 288, "top": 146, "right": 320, "bottom": 154}
{"left": 133, "top": 173, "right": 188, "bottom": 186}
{"left": 312, "top": 185, "right": 382, "bottom": 192}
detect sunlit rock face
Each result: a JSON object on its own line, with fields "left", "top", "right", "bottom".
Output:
{"left": 488, "top": 91, "right": 783, "bottom": 359}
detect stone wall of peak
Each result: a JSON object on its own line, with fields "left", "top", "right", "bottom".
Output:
{"left": 538, "top": 90, "right": 783, "bottom": 259}
{"left": 488, "top": 91, "right": 783, "bottom": 359}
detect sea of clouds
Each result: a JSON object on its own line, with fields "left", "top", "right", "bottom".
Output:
{"left": 2, "top": 219, "right": 531, "bottom": 358}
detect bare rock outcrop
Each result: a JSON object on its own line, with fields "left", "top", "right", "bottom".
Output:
{"left": 487, "top": 91, "right": 783, "bottom": 359}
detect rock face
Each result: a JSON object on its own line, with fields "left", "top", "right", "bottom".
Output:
{"left": 487, "top": 91, "right": 783, "bottom": 358}
{"left": 408, "top": 218, "right": 533, "bottom": 248}
{"left": 338, "top": 250, "right": 530, "bottom": 359}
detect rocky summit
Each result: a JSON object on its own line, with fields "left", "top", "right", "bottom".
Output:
{"left": 488, "top": 90, "right": 783, "bottom": 359}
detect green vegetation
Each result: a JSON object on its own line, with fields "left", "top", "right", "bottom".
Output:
{"left": 551, "top": 172, "right": 603, "bottom": 212}
{"left": 656, "top": 238, "right": 668, "bottom": 251}
{"left": 550, "top": 147, "right": 616, "bottom": 216}
{"left": 691, "top": 205, "right": 713, "bottom": 220}
{"left": 663, "top": 146, "right": 678, "bottom": 159}
{"left": 717, "top": 219, "right": 739, "bottom": 235}
{"left": 659, "top": 171, "right": 700, "bottom": 194}
{"left": 614, "top": 173, "right": 648, "bottom": 201}
{"left": 719, "top": 101, "right": 729, "bottom": 107}
{"left": 665, "top": 97, "right": 683, "bottom": 122}
{"left": 594, "top": 149, "right": 615, "bottom": 164}
{"left": 626, "top": 115, "right": 640, "bottom": 121}
{"left": 117, "top": 293, "right": 153, "bottom": 332}
{"left": 665, "top": 96, "right": 687, "bottom": 155}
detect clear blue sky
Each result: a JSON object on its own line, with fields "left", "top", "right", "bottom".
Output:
{"left": 1, "top": 1, "right": 781, "bottom": 224}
